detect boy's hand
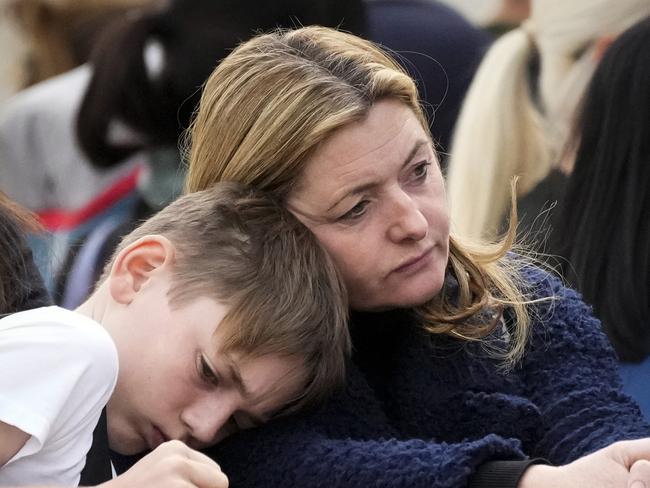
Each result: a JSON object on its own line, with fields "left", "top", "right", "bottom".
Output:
{"left": 102, "top": 440, "right": 228, "bottom": 488}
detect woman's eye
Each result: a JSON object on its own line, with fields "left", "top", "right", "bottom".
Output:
{"left": 412, "top": 161, "right": 431, "bottom": 181}
{"left": 340, "top": 200, "right": 369, "bottom": 221}
{"left": 199, "top": 355, "right": 219, "bottom": 387}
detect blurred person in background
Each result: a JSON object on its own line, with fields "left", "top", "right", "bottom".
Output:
{"left": 446, "top": 0, "right": 650, "bottom": 241}
{"left": 429, "top": 0, "right": 529, "bottom": 37}
{"left": 543, "top": 16, "right": 650, "bottom": 415}
{"left": 2, "top": 0, "right": 158, "bottom": 89}
{"left": 0, "top": 192, "right": 50, "bottom": 315}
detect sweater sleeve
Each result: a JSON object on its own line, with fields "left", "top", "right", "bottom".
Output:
{"left": 520, "top": 267, "right": 650, "bottom": 464}
{"left": 212, "top": 424, "right": 526, "bottom": 488}
{"left": 468, "top": 459, "right": 549, "bottom": 488}
{"left": 208, "top": 364, "right": 527, "bottom": 488}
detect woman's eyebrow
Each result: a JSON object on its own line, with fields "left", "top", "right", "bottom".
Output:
{"left": 406, "top": 140, "right": 430, "bottom": 163}
{"left": 326, "top": 181, "right": 379, "bottom": 212}
{"left": 326, "top": 139, "right": 430, "bottom": 212}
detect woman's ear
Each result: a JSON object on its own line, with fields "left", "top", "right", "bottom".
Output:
{"left": 107, "top": 235, "right": 175, "bottom": 304}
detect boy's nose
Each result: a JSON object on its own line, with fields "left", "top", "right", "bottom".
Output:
{"left": 181, "top": 396, "right": 237, "bottom": 447}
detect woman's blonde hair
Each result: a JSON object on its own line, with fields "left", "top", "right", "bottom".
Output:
{"left": 446, "top": 0, "right": 650, "bottom": 240}
{"left": 186, "top": 26, "right": 533, "bottom": 366}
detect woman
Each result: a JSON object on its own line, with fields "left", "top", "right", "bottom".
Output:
{"left": 185, "top": 26, "right": 650, "bottom": 487}
{"left": 446, "top": 0, "right": 650, "bottom": 240}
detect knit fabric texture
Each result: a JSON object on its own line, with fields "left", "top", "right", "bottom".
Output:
{"left": 205, "top": 265, "right": 650, "bottom": 487}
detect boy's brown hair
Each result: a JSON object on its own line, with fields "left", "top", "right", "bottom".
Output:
{"left": 102, "top": 182, "right": 350, "bottom": 411}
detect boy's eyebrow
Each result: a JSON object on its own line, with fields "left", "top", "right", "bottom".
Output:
{"left": 226, "top": 359, "right": 269, "bottom": 426}
{"left": 226, "top": 356, "right": 251, "bottom": 398}
{"left": 223, "top": 354, "right": 278, "bottom": 427}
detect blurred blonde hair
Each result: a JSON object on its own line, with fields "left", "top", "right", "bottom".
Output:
{"left": 6, "top": 0, "right": 157, "bottom": 86}
{"left": 185, "top": 27, "right": 540, "bottom": 366}
{"left": 447, "top": 0, "right": 650, "bottom": 240}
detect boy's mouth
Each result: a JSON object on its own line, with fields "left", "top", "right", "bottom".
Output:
{"left": 148, "top": 424, "right": 170, "bottom": 450}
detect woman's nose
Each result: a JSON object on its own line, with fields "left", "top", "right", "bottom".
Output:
{"left": 387, "top": 192, "right": 428, "bottom": 243}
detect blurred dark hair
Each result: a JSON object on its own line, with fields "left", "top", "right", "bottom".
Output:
{"left": 0, "top": 193, "right": 48, "bottom": 314}
{"left": 76, "top": 0, "right": 365, "bottom": 167}
{"left": 551, "top": 16, "right": 650, "bottom": 361}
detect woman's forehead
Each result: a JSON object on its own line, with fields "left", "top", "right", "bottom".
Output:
{"left": 295, "top": 101, "right": 432, "bottom": 190}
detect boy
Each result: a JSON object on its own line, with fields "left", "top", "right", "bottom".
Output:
{"left": 0, "top": 182, "right": 349, "bottom": 487}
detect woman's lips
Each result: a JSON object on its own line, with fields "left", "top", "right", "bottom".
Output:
{"left": 391, "top": 247, "right": 434, "bottom": 275}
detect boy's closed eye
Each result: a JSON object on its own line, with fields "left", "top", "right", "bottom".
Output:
{"left": 198, "top": 354, "right": 220, "bottom": 387}
{"left": 195, "top": 352, "right": 275, "bottom": 429}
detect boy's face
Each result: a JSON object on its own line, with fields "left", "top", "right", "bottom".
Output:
{"left": 102, "top": 262, "right": 307, "bottom": 455}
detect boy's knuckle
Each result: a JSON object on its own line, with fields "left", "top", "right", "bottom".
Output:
{"left": 162, "top": 453, "right": 188, "bottom": 474}
{"left": 167, "top": 439, "right": 186, "bottom": 450}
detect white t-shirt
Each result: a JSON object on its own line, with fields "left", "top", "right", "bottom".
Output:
{"left": 0, "top": 306, "right": 118, "bottom": 486}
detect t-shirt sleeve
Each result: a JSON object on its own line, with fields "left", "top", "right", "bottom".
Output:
{"left": 0, "top": 309, "right": 118, "bottom": 460}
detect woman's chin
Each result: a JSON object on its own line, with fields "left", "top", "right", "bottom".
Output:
{"left": 356, "top": 278, "right": 445, "bottom": 311}
{"left": 392, "top": 288, "right": 441, "bottom": 309}
{"left": 395, "top": 268, "right": 446, "bottom": 307}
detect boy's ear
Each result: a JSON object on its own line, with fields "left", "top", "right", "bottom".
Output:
{"left": 108, "top": 235, "right": 175, "bottom": 305}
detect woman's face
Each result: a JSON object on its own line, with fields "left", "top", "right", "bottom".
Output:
{"left": 287, "top": 99, "right": 450, "bottom": 311}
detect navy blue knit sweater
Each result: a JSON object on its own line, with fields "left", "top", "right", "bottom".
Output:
{"left": 204, "top": 266, "right": 650, "bottom": 487}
